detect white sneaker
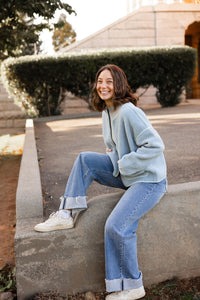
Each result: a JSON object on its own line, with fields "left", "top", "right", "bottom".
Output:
{"left": 34, "top": 211, "right": 74, "bottom": 232}
{"left": 106, "top": 286, "right": 145, "bottom": 300}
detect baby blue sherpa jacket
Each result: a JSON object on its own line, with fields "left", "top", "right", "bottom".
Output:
{"left": 102, "top": 102, "right": 167, "bottom": 187}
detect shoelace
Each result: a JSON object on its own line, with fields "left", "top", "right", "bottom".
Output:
{"left": 49, "top": 212, "right": 58, "bottom": 218}
{"left": 44, "top": 212, "right": 59, "bottom": 223}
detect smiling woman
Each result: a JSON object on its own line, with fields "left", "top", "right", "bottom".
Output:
{"left": 92, "top": 64, "right": 138, "bottom": 112}
{"left": 34, "top": 64, "right": 167, "bottom": 300}
{"left": 96, "top": 69, "right": 114, "bottom": 107}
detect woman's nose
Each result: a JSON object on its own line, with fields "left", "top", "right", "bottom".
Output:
{"left": 101, "top": 81, "right": 107, "bottom": 88}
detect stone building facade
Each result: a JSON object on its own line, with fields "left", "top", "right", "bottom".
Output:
{"left": 59, "top": 2, "right": 200, "bottom": 106}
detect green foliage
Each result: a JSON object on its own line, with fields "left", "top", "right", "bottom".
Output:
{"left": 0, "top": 0, "right": 76, "bottom": 60}
{"left": 145, "top": 277, "right": 200, "bottom": 300}
{"left": 0, "top": 264, "right": 16, "bottom": 293}
{"left": 1, "top": 46, "right": 196, "bottom": 117}
{"left": 52, "top": 14, "right": 76, "bottom": 51}
{"left": 180, "top": 293, "right": 200, "bottom": 300}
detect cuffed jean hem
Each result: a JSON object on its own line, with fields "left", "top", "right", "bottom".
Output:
{"left": 59, "top": 196, "right": 87, "bottom": 217}
{"left": 105, "top": 273, "right": 143, "bottom": 292}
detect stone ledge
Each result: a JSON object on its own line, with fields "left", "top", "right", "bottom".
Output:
{"left": 16, "top": 119, "right": 43, "bottom": 220}
{"left": 15, "top": 119, "right": 200, "bottom": 300}
{"left": 15, "top": 184, "right": 200, "bottom": 300}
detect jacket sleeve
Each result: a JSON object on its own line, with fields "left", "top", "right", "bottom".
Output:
{"left": 118, "top": 109, "right": 165, "bottom": 177}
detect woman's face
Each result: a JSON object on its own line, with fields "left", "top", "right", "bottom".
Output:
{"left": 96, "top": 69, "right": 114, "bottom": 106}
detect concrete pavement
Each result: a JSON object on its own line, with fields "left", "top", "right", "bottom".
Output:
{"left": 34, "top": 99, "right": 200, "bottom": 216}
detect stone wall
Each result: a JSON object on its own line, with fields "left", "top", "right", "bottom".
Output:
{"left": 60, "top": 4, "right": 200, "bottom": 53}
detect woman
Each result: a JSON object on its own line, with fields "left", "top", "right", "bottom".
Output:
{"left": 34, "top": 64, "right": 167, "bottom": 300}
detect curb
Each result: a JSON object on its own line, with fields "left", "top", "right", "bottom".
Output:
{"left": 16, "top": 119, "right": 43, "bottom": 219}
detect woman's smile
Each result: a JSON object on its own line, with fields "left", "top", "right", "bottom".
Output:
{"left": 97, "top": 69, "right": 114, "bottom": 106}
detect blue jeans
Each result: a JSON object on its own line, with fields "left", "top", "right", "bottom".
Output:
{"left": 59, "top": 152, "right": 167, "bottom": 292}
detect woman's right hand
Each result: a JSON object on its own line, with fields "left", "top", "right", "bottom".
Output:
{"left": 106, "top": 148, "right": 112, "bottom": 152}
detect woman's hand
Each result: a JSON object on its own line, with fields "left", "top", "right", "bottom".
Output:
{"left": 106, "top": 148, "right": 119, "bottom": 164}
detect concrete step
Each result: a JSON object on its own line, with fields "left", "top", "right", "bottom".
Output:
{"left": 0, "top": 118, "right": 26, "bottom": 129}
{"left": 0, "top": 110, "right": 26, "bottom": 129}
{"left": 15, "top": 185, "right": 200, "bottom": 299}
{"left": 0, "top": 79, "right": 26, "bottom": 129}
{"left": 0, "top": 95, "right": 14, "bottom": 102}
{"left": 0, "top": 110, "right": 25, "bottom": 119}
{"left": 60, "top": 92, "right": 91, "bottom": 115}
{"left": 0, "top": 83, "right": 8, "bottom": 94}
{"left": 0, "top": 101, "right": 23, "bottom": 112}
{"left": 0, "top": 92, "right": 10, "bottom": 99}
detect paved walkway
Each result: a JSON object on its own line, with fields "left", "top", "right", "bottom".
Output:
{"left": 34, "top": 100, "right": 200, "bottom": 217}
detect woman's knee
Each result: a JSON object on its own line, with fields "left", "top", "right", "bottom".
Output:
{"left": 78, "top": 151, "right": 103, "bottom": 169}
{"left": 105, "top": 215, "right": 120, "bottom": 238}
{"left": 105, "top": 210, "right": 139, "bottom": 239}
{"left": 77, "top": 152, "right": 92, "bottom": 164}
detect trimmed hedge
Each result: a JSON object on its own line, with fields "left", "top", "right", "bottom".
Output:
{"left": 1, "top": 46, "right": 196, "bottom": 116}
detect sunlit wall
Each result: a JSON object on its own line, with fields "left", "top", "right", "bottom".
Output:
{"left": 127, "top": 0, "right": 200, "bottom": 12}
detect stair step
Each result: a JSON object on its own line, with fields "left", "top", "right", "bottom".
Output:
{"left": 0, "top": 94, "right": 13, "bottom": 102}
{"left": 0, "top": 79, "right": 26, "bottom": 129}
{"left": 0, "top": 118, "right": 26, "bottom": 129}
{"left": 0, "top": 110, "right": 26, "bottom": 129}
{"left": 0, "top": 110, "right": 25, "bottom": 119}
{"left": 0, "top": 102, "right": 23, "bottom": 112}
{"left": 0, "top": 84, "right": 8, "bottom": 94}
{"left": 60, "top": 92, "right": 91, "bottom": 115}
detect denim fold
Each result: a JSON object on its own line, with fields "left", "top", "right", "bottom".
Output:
{"left": 105, "top": 273, "right": 143, "bottom": 292}
{"left": 59, "top": 195, "right": 87, "bottom": 217}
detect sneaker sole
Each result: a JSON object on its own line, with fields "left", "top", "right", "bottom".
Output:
{"left": 106, "top": 288, "right": 145, "bottom": 300}
{"left": 34, "top": 223, "right": 74, "bottom": 232}
{"left": 133, "top": 291, "right": 146, "bottom": 300}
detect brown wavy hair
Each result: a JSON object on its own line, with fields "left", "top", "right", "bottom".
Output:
{"left": 92, "top": 64, "right": 138, "bottom": 112}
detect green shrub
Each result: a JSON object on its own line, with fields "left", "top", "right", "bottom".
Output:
{"left": 1, "top": 46, "right": 196, "bottom": 116}
{"left": 0, "top": 264, "right": 16, "bottom": 293}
